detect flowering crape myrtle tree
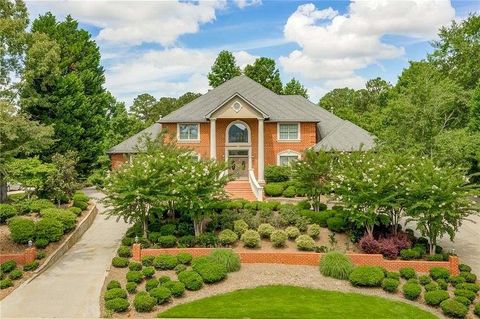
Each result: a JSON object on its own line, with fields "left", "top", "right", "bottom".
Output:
{"left": 405, "top": 158, "right": 479, "bottom": 255}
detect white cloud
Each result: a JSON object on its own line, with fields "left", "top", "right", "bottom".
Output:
{"left": 233, "top": 50, "right": 257, "bottom": 68}
{"left": 235, "top": 0, "right": 262, "bottom": 9}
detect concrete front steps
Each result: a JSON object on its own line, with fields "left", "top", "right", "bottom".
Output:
{"left": 225, "top": 180, "right": 257, "bottom": 201}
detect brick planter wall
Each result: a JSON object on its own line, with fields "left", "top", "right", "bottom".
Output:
{"left": 0, "top": 247, "right": 36, "bottom": 265}
{"left": 132, "top": 244, "right": 460, "bottom": 275}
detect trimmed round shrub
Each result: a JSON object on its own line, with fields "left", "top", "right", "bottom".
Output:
{"left": 349, "top": 266, "right": 385, "bottom": 287}
{"left": 176, "top": 252, "right": 193, "bottom": 265}
{"left": 112, "top": 257, "right": 129, "bottom": 268}
{"left": 233, "top": 219, "right": 248, "bottom": 235}
{"left": 426, "top": 254, "right": 445, "bottom": 261}
{"left": 265, "top": 165, "right": 290, "bottom": 183}
{"left": 134, "top": 292, "right": 156, "bottom": 312}
{"left": 399, "top": 267, "right": 417, "bottom": 280}
{"left": 158, "top": 235, "right": 176, "bottom": 248}
{"left": 73, "top": 200, "right": 88, "bottom": 211}
{"left": 0, "top": 279, "right": 14, "bottom": 289}
{"left": 125, "top": 282, "right": 137, "bottom": 294}
{"left": 142, "top": 266, "right": 155, "bottom": 278}
{"left": 326, "top": 217, "right": 344, "bottom": 232}
{"left": 453, "top": 296, "right": 471, "bottom": 306}
{"left": 117, "top": 246, "right": 132, "bottom": 258}
{"left": 297, "top": 200, "right": 311, "bottom": 210}
{"left": 430, "top": 267, "right": 450, "bottom": 280}
{"left": 285, "top": 226, "right": 300, "bottom": 239}
{"left": 174, "top": 264, "right": 187, "bottom": 274}
{"left": 282, "top": 185, "right": 296, "bottom": 198}
{"left": 0, "top": 204, "right": 17, "bottom": 223}
{"left": 319, "top": 252, "right": 353, "bottom": 280}
{"left": 36, "top": 251, "right": 46, "bottom": 260}
{"left": 9, "top": 269, "right": 23, "bottom": 280}
{"left": 295, "top": 234, "right": 315, "bottom": 251}
{"left": 29, "top": 199, "right": 55, "bottom": 212}
{"left": 440, "top": 299, "right": 468, "bottom": 318}
{"left": 178, "top": 270, "right": 203, "bottom": 291}
{"left": 192, "top": 259, "right": 227, "bottom": 283}
{"left": 126, "top": 271, "right": 143, "bottom": 283}
{"left": 270, "top": 229, "right": 287, "bottom": 248}
{"left": 264, "top": 183, "right": 285, "bottom": 197}
{"left": 454, "top": 289, "right": 477, "bottom": 301}
{"left": 153, "top": 254, "right": 178, "bottom": 270}
{"left": 145, "top": 278, "right": 159, "bottom": 291}
{"left": 386, "top": 271, "right": 400, "bottom": 280}
{"left": 23, "top": 261, "right": 39, "bottom": 271}
{"left": 241, "top": 230, "right": 261, "bottom": 248}
{"left": 128, "top": 261, "right": 142, "bottom": 271}
{"left": 460, "top": 272, "right": 477, "bottom": 283}
{"left": 403, "top": 282, "right": 422, "bottom": 300}
{"left": 307, "top": 224, "right": 321, "bottom": 238}
{"left": 40, "top": 209, "right": 76, "bottom": 231}
{"left": 105, "top": 298, "right": 129, "bottom": 313}
{"left": 449, "top": 275, "right": 466, "bottom": 287}
{"left": 106, "top": 280, "right": 121, "bottom": 290}
{"left": 122, "top": 236, "right": 134, "bottom": 246}
{"left": 218, "top": 229, "right": 238, "bottom": 246}
{"left": 158, "top": 275, "right": 171, "bottom": 284}
{"left": 104, "top": 288, "right": 127, "bottom": 301}
{"left": 425, "top": 282, "right": 439, "bottom": 292}
{"left": 209, "top": 249, "right": 241, "bottom": 272}
{"left": 35, "top": 218, "right": 64, "bottom": 242}
{"left": 382, "top": 278, "right": 400, "bottom": 293}
{"left": 419, "top": 275, "right": 432, "bottom": 285}
{"left": 73, "top": 192, "right": 89, "bottom": 202}
{"left": 456, "top": 283, "right": 480, "bottom": 293}
{"left": 8, "top": 217, "right": 35, "bottom": 244}
{"left": 458, "top": 264, "right": 472, "bottom": 273}
{"left": 425, "top": 290, "right": 449, "bottom": 306}
{"left": 149, "top": 287, "right": 171, "bottom": 304}
{"left": 257, "top": 223, "right": 275, "bottom": 238}
{"left": 407, "top": 278, "right": 419, "bottom": 284}
{"left": 474, "top": 303, "right": 480, "bottom": 317}
{"left": 400, "top": 248, "right": 422, "bottom": 260}
{"left": 141, "top": 255, "right": 155, "bottom": 267}
{"left": 437, "top": 279, "right": 449, "bottom": 290}
{"left": 163, "top": 280, "right": 185, "bottom": 297}
{"left": 35, "top": 238, "right": 49, "bottom": 249}
{"left": 67, "top": 207, "right": 82, "bottom": 216}
{"left": 1, "top": 260, "right": 17, "bottom": 273}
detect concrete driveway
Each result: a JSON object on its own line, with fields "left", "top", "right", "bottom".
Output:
{"left": 0, "top": 188, "right": 129, "bottom": 318}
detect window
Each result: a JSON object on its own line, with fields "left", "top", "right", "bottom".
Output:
{"left": 228, "top": 122, "right": 249, "bottom": 143}
{"left": 178, "top": 123, "right": 199, "bottom": 141}
{"left": 278, "top": 123, "right": 300, "bottom": 140}
{"left": 189, "top": 152, "right": 200, "bottom": 161}
{"left": 278, "top": 151, "right": 300, "bottom": 166}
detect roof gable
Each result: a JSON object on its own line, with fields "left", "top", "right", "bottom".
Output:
{"left": 206, "top": 93, "right": 268, "bottom": 119}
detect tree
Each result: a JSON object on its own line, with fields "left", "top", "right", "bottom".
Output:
{"left": 105, "top": 100, "right": 145, "bottom": 150}
{"left": 283, "top": 78, "right": 308, "bottom": 98}
{"left": 469, "top": 82, "right": 480, "bottom": 132}
{"left": 130, "top": 93, "right": 157, "bottom": 123}
{"left": 244, "top": 57, "right": 283, "bottom": 94}
{"left": 44, "top": 151, "right": 78, "bottom": 205}
{"left": 20, "top": 13, "right": 110, "bottom": 175}
{"left": 208, "top": 50, "right": 241, "bottom": 88}
{"left": 0, "top": 102, "right": 53, "bottom": 202}
{"left": 6, "top": 157, "right": 55, "bottom": 198}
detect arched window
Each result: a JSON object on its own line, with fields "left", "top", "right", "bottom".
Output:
{"left": 227, "top": 122, "right": 249, "bottom": 143}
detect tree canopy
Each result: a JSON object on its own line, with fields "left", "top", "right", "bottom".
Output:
{"left": 244, "top": 57, "right": 283, "bottom": 94}
{"left": 283, "top": 78, "right": 308, "bottom": 98}
{"left": 208, "top": 50, "right": 241, "bottom": 88}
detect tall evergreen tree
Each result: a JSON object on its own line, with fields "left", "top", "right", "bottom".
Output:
{"left": 283, "top": 78, "right": 308, "bottom": 98}
{"left": 244, "top": 57, "right": 283, "bottom": 94}
{"left": 469, "top": 82, "right": 480, "bottom": 132}
{"left": 130, "top": 93, "right": 157, "bottom": 123}
{"left": 20, "top": 13, "right": 110, "bottom": 175}
{"left": 207, "top": 50, "right": 241, "bottom": 88}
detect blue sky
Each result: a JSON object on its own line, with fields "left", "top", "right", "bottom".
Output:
{"left": 26, "top": 0, "right": 479, "bottom": 105}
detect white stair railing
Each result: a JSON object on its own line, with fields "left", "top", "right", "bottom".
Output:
{"left": 248, "top": 169, "right": 263, "bottom": 201}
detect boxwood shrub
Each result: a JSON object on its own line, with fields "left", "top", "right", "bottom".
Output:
{"left": 419, "top": 275, "right": 432, "bottom": 285}
{"left": 29, "top": 199, "right": 55, "bottom": 212}
{"left": 456, "top": 283, "right": 480, "bottom": 293}
{"left": 218, "top": 229, "right": 238, "bottom": 246}
{"left": 112, "top": 257, "right": 129, "bottom": 268}
{"left": 176, "top": 252, "right": 193, "bottom": 265}
{"left": 257, "top": 223, "right": 275, "bottom": 238}
{"left": 307, "top": 224, "right": 321, "bottom": 239}
{"left": 178, "top": 270, "right": 203, "bottom": 291}
{"left": 153, "top": 254, "right": 177, "bottom": 270}
{"left": 399, "top": 267, "right": 417, "bottom": 280}
{"left": 424, "top": 282, "right": 439, "bottom": 292}
{"left": 349, "top": 266, "right": 385, "bottom": 287}
{"left": 233, "top": 219, "right": 248, "bottom": 235}
{"left": 8, "top": 217, "right": 35, "bottom": 244}
{"left": 382, "top": 278, "right": 400, "bottom": 293}
{"left": 454, "top": 288, "right": 477, "bottom": 301}
{"left": 67, "top": 207, "right": 82, "bottom": 216}
{"left": 474, "top": 303, "right": 480, "bottom": 317}
{"left": 23, "top": 261, "right": 39, "bottom": 271}
{"left": 440, "top": 299, "right": 468, "bottom": 318}
{"left": 149, "top": 286, "right": 172, "bottom": 304}
{"left": 458, "top": 264, "right": 471, "bottom": 272}
{"left": 35, "top": 218, "right": 64, "bottom": 242}
{"left": 106, "top": 280, "right": 121, "bottom": 290}
{"left": 461, "top": 272, "right": 477, "bottom": 283}
{"left": 128, "top": 261, "right": 142, "bottom": 271}
{"left": 73, "top": 193, "right": 89, "bottom": 202}
{"left": 437, "top": 279, "right": 449, "bottom": 290}
{"left": 1, "top": 260, "right": 17, "bottom": 273}
{"left": 326, "top": 217, "right": 345, "bottom": 232}
{"left": 158, "top": 235, "right": 177, "bottom": 248}
{"left": 73, "top": 200, "right": 88, "bottom": 211}
{"left": 240, "top": 229, "right": 261, "bottom": 248}
{"left": 40, "top": 209, "right": 77, "bottom": 232}
{"left": 264, "top": 183, "right": 285, "bottom": 197}
{"left": 402, "top": 282, "right": 422, "bottom": 300}
{"left": 285, "top": 226, "right": 300, "bottom": 239}
{"left": 105, "top": 298, "right": 129, "bottom": 312}
{"left": 449, "top": 275, "right": 466, "bottom": 287}
{"left": 192, "top": 259, "right": 227, "bottom": 283}
{"left": 164, "top": 280, "right": 185, "bottom": 297}
{"left": 126, "top": 271, "right": 143, "bottom": 283}
{"left": 453, "top": 296, "right": 471, "bottom": 306}
{"left": 0, "top": 278, "right": 14, "bottom": 289}
{"left": 270, "top": 229, "right": 287, "bottom": 248}
{"left": 430, "top": 267, "right": 450, "bottom": 280}
{"left": 158, "top": 275, "right": 171, "bottom": 284}
{"left": 9, "top": 269, "right": 23, "bottom": 280}
{"left": 142, "top": 266, "right": 155, "bottom": 278}
{"left": 125, "top": 282, "right": 137, "bottom": 294}
{"left": 35, "top": 238, "right": 49, "bottom": 249}
{"left": 386, "top": 271, "right": 400, "bottom": 280}
{"left": 104, "top": 288, "right": 127, "bottom": 301}
{"left": 174, "top": 264, "right": 187, "bottom": 274}
{"left": 265, "top": 165, "right": 290, "bottom": 183}
{"left": 282, "top": 185, "right": 296, "bottom": 198}
{"left": 145, "top": 278, "right": 159, "bottom": 291}
{"left": 133, "top": 291, "right": 156, "bottom": 312}
{"left": 141, "top": 255, "right": 155, "bottom": 267}
{"left": 0, "top": 204, "right": 17, "bottom": 223}
{"left": 400, "top": 248, "right": 422, "bottom": 260}
{"left": 295, "top": 235, "right": 315, "bottom": 251}
{"left": 425, "top": 290, "right": 449, "bottom": 306}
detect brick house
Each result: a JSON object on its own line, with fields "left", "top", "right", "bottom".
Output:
{"left": 108, "top": 76, "right": 374, "bottom": 200}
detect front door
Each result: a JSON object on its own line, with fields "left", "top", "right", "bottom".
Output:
{"left": 228, "top": 149, "right": 248, "bottom": 179}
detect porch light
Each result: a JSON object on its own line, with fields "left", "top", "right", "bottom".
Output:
{"left": 28, "top": 239, "right": 33, "bottom": 247}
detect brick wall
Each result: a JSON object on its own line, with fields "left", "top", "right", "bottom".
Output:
{"left": 0, "top": 247, "right": 36, "bottom": 265}
{"left": 110, "top": 153, "right": 129, "bottom": 169}
{"left": 163, "top": 123, "right": 211, "bottom": 159}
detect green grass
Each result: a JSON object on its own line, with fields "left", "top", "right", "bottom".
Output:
{"left": 158, "top": 285, "right": 437, "bottom": 319}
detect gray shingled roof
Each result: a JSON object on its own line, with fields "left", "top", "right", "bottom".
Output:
{"left": 107, "top": 123, "right": 162, "bottom": 154}
{"left": 313, "top": 120, "right": 375, "bottom": 151}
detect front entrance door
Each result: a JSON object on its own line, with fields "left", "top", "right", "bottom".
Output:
{"left": 228, "top": 149, "right": 249, "bottom": 179}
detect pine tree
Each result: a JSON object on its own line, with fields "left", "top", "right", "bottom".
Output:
{"left": 283, "top": 78, "right": 308, "bottom": 98}
{"left": 244, "top": 57, "right": 283, "bottom": 94}
{"left": 208, "top": 50, "right": 241, "bottom": 88}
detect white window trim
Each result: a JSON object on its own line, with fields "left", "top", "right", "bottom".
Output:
{"left": 225, "top": 120, "right": 251, "bottom": 146}
{"left": 189, "top": 151, "right": 201, "bottom": 161}
{"left": 277, "top": 122, "right": 301, "bottom": 142}
{"left": 177, "top": 123, "right": 200, "bottom": 143}
{"left": 277, "top": 150, "right": 301, "bottom": 166}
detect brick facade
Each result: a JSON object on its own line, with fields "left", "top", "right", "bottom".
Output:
{"left": 0, "top": 247, "right": 36, "bottom": 265}
{"left": 110, "top": 153, "right": 129, "bottom": 169}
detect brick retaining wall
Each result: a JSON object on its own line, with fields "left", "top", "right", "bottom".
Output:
{"left": 0, "top": 248, "right": 36, "bottom": 265}
{"left": 133, "top": 245, "right": 460, "bottom": 275}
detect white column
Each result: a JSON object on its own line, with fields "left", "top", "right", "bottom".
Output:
{"left": 258, "top": 118, "right": 265, "bottom": 184}
{"left": 210, "top": 119, "right": 216, "bottom": 159}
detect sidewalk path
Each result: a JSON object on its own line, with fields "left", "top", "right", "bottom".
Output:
{"left": 0, "top": 188, "right": 129, "bottom": 318}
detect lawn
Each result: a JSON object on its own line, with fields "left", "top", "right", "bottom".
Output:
{"left": 158, "top": 285, "right": 438, "bottom": 319}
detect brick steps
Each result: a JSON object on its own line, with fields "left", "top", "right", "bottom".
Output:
{"left": 225, "top": 181, "right": 257, "bottom": 201}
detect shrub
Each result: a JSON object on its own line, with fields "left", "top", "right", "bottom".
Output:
{"left": 326, "top": 217, "right": 344, "bottom": 232}
{"left": 233, "top": 220, "right": 249, "bottom": 235}
{"left": 319, "top": 252, "right": 353, "bottom": 280}
{"left": 454, "top": 289, "right": 477, "bottom": 301}
{"left": 403, "top": 282, "right": 422, "bottom": 300}
{"left": 474, "top": 303, "right": 480, "bottom": 317}
{"left": 1, "top": 260, "right": 16, "bottom": 273}
{"left": 67, "top": 207, "right": 82, "bottom": 216}
{"left": 197, "top": 232, "right": 217, "bottom": 247}
{"left": 456, "top": 283, "right": 480, "bottom": 293}
{"left": 419, "top": 275, "right": 432, "bottom": 285}
{"left": 209, "top": 249, "right": 241, "bottom": 272}
{"left": 145, "top": 278, "right": 159, "bottom": 291}
{"left": 257, "top": 223, "right": 275, "bottom": 238}
{"left": 36, "top": 251, "right": 46, "bottom": 260}
{"left": 425, "top": 282, "right": 439, "bottom": 292}
{"left": 297, "top": 200, "right": 311, "bottom": 210}
{"left": 270, "top": 229, "right": 287, "bottom": 248}
{"left": 282, "top": 186, "right": 296, "bottom": 198}
{"left": 460, "top": 272, "right": 477, "bottom": 283}
{"left": 264, "top": 183, "right": 285, "bottom": 197}
{"left": 440, "top": 299, "right": 468, "bottom": 318}
{"left": 359, "top": 235, "right": 380, "bottom": 254}
{"left": 105, "top": 298, "right": 129, "bottom": 313}
{"left": 159, "top": 224, "right": 176, "bottom": 236}
{"left": 126, "top": 271, "right": 143, "bottom": 283}
{"left": 125, "top": 282, "right": 137, "bottom": 294}
{"left": 458, "top": 264, "right": 472, "bottom": 273}
{"left": 29, "top": 199, "right": 55, "bottom": 212}
{"left": 315, "top": 211, "right": 334, "bottom": 227}
{"left": 399, "top": 267, "right": 417, "bottom": 280}
{"left": 158, "top": 275, "right": 171, "bottom": 284}
{"left": 104, "top": 288, "right": 127, "bottom": 301}
{"left": 425, "top": 290, "right": 449, "bottom": 306}
{"left": 73, "top": 200, "right": 88, "bottom": 211}
{"left": 192, "top": 259, "right": 227, "bottom": 283}
{"left": 177, "top": 235, "right": 196, "bottom": 248}
{"left": 163, "top": 280, "right": 185, "bottom": 297}
{"left": 8, "top": 217, "right": 35, "bottom": 244}
{"left": 152, "top": 255, "right": 177, "bottom": 270}
{"left": 112, "top": 257, "right": 129, "bottom": 268}
{"left": 178, "top": 270, "right": 203, "bottom": 291}
{"left": 306, "top": 224, "right": 321, "bottom": 239}
{"left": 430, "top": 267, "right": 450, "bottom": 280}
{"left": 386, "top": 272, "right": 400, "bottom": 280}
{"left": 40, "top": 209, "right": 77, "bottom": 232}
{"left": 73, "top": 192, "right": 89, "bottom": 202}
{"left": 453, "top": 296, "right": 471, "bottom": 306}
{"left": 149, "top": 287, "right": 171, "bottom": 304}
{"left": 9, "top": 269, "right": 22, "bottom": 280}
{"left": 400, "top": 248, "right": 421, "bottom": 260}
{"left": 0, "top": 204, "right": 17, "bottom": 223}
{"left": 295, "top": 235, "right": 315, "bottom": 251}
{"left": 174, "top": 264, "right": 187, "bottom": 274}
{"left": 106, "top": 280, "right": 121, "bottom": 290}
{"left": 437, "top": 279, "right": 449, "bottom": 290}
{"left": 141, "top": 255, "right": 155, "bottom": 267}
{"left": 241, "top": 230, "right": 261, "bottom": 248}
{"left": 128, "top": 261, "right": 142, "bottom": 271}
{"left": 176, "top": 252, "right": 193, "bottom": 265}
{"left": 142, "top": 266, "right": 155, "bottom": 278}
{"left": 117, "top": 246, "right": 132, "bottom": 258}
{"left": 134, "top": 292, "right": 156, "bottom": 312}
{"left": 35, "top": 238, "right": 49, "bottom": 249}
{"left": 382, "top": 278, "right": 400, "bottom": 293}
{"left": 265, "top": 165, "right": 290, "bottom": 183}
{"left": 23, "top": 261, "right": 39, "bottom": 271}
{"left": 218, "top": 229, "right": 238, "bottom": 246}
{"left": 349, "top": 266, "right": 385, "bottom": 287}
{"left": 426, "top": 254, "right": 444, "bottom": 261}
{"left": 35, "top": 218, "right": 64, "bottom": 242}
{"left": 285, "top": 226, "right": 300, "bottom": 239}
{"left": 0, "top": 279, "right": 13, "bottom": 289}
{"left": 449, "top": 275, "right": 466, "bottom": 287}
{"left": 158, "top": 235, "right": 176, "bottom": 248}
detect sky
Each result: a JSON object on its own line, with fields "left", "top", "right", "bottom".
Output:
{"left": 25, "top": 0, "right": 480, "bottom": 105}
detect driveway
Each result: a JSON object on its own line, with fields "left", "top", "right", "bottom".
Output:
{"left": 0, "top": 188, "right": 129, "bottom": 318}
